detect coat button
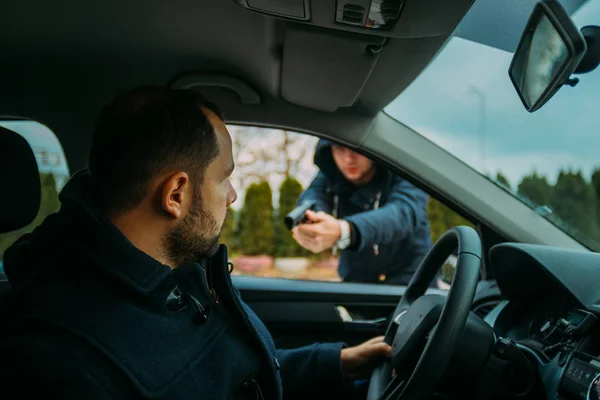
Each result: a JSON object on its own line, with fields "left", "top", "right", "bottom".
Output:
{"left": 187, "top": 294, "right": 210, "bottom": 324}
{"left": 166, "top": 287, "right": 186, "bottom": 312}
{"left": 364, "top": 204, "right": 370, "bottom": 210}
{"left": 274, "top": 357, "right": 281, "bottom": 371}
{"left": 378, "top": 274, "right": 386, "bottom": 282}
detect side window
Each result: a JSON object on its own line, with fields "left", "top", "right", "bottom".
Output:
{"left": 427, "top": 197, "right": 475, "bottom": 288}
{"left": 223, "top": 126, "right": 338, "bottom": 281}
{"left": 0, "top": 121, "right": 69, "bottom": 269}
{"left": 223, "top": 125, "right": 475, "bottom": 287}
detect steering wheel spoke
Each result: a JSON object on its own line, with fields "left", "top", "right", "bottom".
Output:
{"left": 381, "top": 376, "right": 406, "bottom": 400}
{"left": 367, "top": 226, "right": 483, "bottom": 400}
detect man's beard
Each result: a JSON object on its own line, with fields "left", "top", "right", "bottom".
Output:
{"left": 163, "top": 193, "right": 225, "bottom": 267}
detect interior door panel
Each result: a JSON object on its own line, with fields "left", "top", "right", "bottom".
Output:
{"left": 234, "top": 276, "right": 502, "bottom": 349}
{"left": 233, "top": 276, "right": 448, "bottom": 348}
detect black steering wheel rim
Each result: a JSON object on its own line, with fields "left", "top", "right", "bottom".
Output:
{"left": 367, "top": 226, "right": 482, "bottom": 400}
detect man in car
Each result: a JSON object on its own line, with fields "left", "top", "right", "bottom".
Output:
{"left": 292, "top": 140, "right": 433, "bottom": 286}
{"left": 0, "top": 87, "right": 391, "bottom": 399}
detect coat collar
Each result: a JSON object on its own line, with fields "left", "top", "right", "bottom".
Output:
{"left": 1, "top": 169, "right": 172, "bottom": 294}
{"left": 55, "top": 170, "right": 172, "bottom": 293}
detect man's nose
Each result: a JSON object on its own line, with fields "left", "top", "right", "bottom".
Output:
{"left": 228, "top": 187, "right": 238, "bottom": 206}
{"left": 343, "top": 150, "right": 357, "bottom": 163}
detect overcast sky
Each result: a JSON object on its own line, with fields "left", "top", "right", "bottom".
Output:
{"left": 385, "top": 0, "right": 600, "bottom": 187}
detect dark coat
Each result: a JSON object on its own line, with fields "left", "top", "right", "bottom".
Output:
{"left": 298, "top": 140, "right": 432, "bottom": 285}
{"left": 0, "top": 171, "right": 346, "bottom": 400}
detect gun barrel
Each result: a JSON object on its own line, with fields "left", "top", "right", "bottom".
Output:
{"left": 284, "top": 201, "right": 316, "bottom": 230}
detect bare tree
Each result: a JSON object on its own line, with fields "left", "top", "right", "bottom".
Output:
{"left": 280, "top": 130, "right": 310, "bottom": 179}
{"left": 229, "top": 126, "right": 316, "bottom": 195}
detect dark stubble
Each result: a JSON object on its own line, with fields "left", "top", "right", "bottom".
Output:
{"left": 163, "top": 190, "right": 225, "bottom": 267}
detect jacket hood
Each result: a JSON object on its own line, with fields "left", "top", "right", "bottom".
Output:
{"left": 4, "top": 170, "right": 171, "bottom": 293}
{"left": 314, "top": 140, "right": 345, "bottom": 183}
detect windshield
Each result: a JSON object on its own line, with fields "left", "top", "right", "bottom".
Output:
{"left": 385, "top": 0, "right": 600, "bottom": 251}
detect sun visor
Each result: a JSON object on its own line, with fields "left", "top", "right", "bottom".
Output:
{"left": 281, "top": 25, "right": 385, "bottom": 112}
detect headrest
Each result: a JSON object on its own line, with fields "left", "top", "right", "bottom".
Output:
{"left": 0, "top": 125, "right": 41, "bottom": 233}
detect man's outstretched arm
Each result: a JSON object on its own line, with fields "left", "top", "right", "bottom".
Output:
{"left": 345, "top": 177, "right": 429, "bottom": 250}
{"left": 292, "top": 177, "right": 429, "bottom": 254}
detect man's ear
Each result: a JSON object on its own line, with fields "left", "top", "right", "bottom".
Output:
{"left": 160, "top": 172, "right": 190, "bottom": 219}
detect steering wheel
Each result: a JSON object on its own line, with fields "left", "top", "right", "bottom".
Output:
{"left": 367, "top": 226, "right": 482, "bottom": 400}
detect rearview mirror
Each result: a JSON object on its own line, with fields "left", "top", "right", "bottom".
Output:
{"left": 509, "top": 0, "right": 586, "bottom": 112}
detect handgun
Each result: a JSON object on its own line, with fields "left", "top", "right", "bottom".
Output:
{"left": 284, "top": 200, "right": 317, "bottom": 230}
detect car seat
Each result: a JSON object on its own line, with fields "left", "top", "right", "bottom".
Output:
{"left": 0, "top": 125, "right": 41, "bottom": 297}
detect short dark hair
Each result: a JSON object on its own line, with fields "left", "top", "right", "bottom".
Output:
{"left": 88, "top": 86, "right": 223, "bottom": 214}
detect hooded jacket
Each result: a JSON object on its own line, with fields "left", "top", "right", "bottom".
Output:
{"left": 298, "top": 140, "right": 432, "bottom": 285}
{"left": 0, "top": 170, "right": 346, "bottom": 400}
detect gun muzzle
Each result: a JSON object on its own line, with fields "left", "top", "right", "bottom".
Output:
{"left": 284, "top": 200, "right": 317, "bottom": 230}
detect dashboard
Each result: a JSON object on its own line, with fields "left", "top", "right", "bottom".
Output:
{"left": 490, "top": 298, "right": 599, "bottom": 399}
{"left": 486, "top": 243, "right": 600, "bottom": 400}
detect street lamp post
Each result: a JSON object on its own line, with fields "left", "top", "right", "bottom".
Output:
{"left": 469, "top": 86, "right": 487, "bottom": 174}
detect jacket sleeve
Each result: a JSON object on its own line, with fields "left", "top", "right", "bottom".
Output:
{"left": 0, "top": 338, "right": 121, "bottom": 400}
{"left": 297, "top": 172, "right": 333, "bottom": 214}
{"left": 345, "top": 177, "right": 429, "bottom": 250}
{"left": 277, "top": 343, "right": 348, "bottom": 400}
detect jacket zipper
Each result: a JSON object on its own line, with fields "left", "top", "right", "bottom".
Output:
{"left": 332, "top": 194, "right": 339, "bottom": 257}
{"left": 373, "top": 191, "right": 382, "bottom": 256}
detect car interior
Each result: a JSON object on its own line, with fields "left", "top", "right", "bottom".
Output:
{"left": 2, "top": 0, "right": 600, "bottom": 399}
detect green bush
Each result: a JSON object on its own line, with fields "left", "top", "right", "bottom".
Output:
{"left": 551, "top": 170, "right": 598, "bottom": 241}
{"left": 238, "top": 181, "right": 275, "bottom": 255}
{"left": 220, "top": 208, "right": 237, "bottom": 254}
{"left": 275, "top": 177, "right": 309, "bottom": 257}
{"left": 517, "top": 172, "right": 553, "bottom": 207}
{"left": 495, "top": 172, "right": 511, "bottom": 190}
{"left": 442, "top": 261, "right": 455, "bottom": 284}
{"left": 427, "top": 197, "right": 473, "bottom": 244}
{"left": 428, "top": 198, "right": 473, "bottom": 285}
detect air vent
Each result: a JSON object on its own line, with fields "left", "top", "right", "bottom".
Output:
{"left": 473, "top": 299, "right": 502, "bottom": 319}
{"left": 342, "top": 4, "right": 365, "bottom": 25}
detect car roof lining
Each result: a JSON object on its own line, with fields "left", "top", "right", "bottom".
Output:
{"left": 1, "top": 0, "right": 589, "bottom": 172}
{"left": 0, "top": 0, "right": 472, "bottom": 168}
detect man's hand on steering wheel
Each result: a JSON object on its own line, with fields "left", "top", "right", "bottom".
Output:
{"left": 341, "top": 336, "right": 392, "bottom": 380}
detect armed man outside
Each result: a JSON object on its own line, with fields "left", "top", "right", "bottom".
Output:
{"left": 292, "top": 140, "right": 433, "bottom": 286}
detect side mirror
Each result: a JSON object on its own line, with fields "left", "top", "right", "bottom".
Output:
{"left": 509, "top": 0, "right": 586, "bottom": 112}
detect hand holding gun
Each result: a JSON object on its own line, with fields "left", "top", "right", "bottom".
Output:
{"left": 284, "top": 200, "right": 317, "bottom": 230}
